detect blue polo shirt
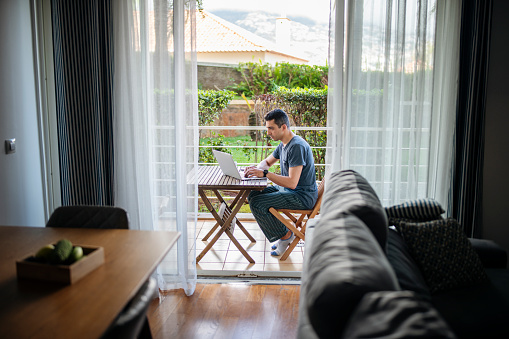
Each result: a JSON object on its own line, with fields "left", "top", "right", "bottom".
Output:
{"left": 273, "top": 135, "right": 318, "bottom": 209}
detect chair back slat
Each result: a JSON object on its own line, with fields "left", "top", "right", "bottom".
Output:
{"left": 311, "top": 179, "right": 326, "bottom": 215}
{"left": 268, "top": 178, "right": 325, "bottom": 261}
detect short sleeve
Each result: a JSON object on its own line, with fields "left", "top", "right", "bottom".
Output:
{"left": 272, "top": 144, "right": 281, "bottom": 159}
{"left": 288, "top": 144, "right": 306, "bottom": 167}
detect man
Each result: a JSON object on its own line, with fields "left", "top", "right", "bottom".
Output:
{"left": 244, "top": 108, "right": 318, "bottom": 256}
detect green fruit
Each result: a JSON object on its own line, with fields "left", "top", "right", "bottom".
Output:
{"left": 35, "top": 244, "right": 55, "bottom": 262}
{"left": 49, "top": 239, "right": 73, "bottom": 264}
{"left": 69, "top": 246, "right": 84, "bottom": 263}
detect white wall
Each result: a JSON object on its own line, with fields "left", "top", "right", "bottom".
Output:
{"left": 197, "top": 51, "right": 308, "bottom": 65}
{"left": 483, "top": 0, "right": 509, "bottom": 254}
{"left": 0, "top": 0, "right": 45, "bottom": 227}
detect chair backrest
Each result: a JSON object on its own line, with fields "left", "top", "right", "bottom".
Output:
{"left": 311, "top": 179, "right": 326, "bottom": 215}
{"left": 46, "top": 205, "right": 129, "bottom": 229}
{"left": 101, "top": 277, "right": 157, "bottom": 339}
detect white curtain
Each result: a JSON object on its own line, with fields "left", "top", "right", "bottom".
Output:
{"left": 427, "top": 0, "right": 461, "bottom": 212}
{"left": 327, "top": 0, "right": 460, "bottom": 210}
{"left": 112, "top": 0, "right": 198, "bottom": 295}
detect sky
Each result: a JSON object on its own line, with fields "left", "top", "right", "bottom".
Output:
{"left": 201, "top": 0, "right": 331, "bottom": 25}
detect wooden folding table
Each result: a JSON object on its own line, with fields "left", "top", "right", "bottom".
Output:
{"left": 189, "top": 166, "right": 267, "bottom": 263}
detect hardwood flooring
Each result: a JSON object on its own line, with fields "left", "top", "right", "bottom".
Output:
{"left": 147, "top": 283, "right": 301, "bottom": 339}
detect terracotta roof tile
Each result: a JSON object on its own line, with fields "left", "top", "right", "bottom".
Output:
{"left": 132, "top": 10, "right": 307, "bottom": 62}
{"left": 196, "top": 10, "right": 278, "bottom": 53}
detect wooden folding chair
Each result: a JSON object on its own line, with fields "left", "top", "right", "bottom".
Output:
{"left": 269, "top": 179, "right": 326, "bottom": 261}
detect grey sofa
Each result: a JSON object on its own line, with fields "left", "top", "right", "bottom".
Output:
{"left": 297, "top": 169, "right": 509, "bottom": 338}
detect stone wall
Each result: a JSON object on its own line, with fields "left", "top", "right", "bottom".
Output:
{"left": 218, "top": 100, "right": 253, "bottom": 137}
{"left": 198, "top": 63, "right": 243, "bottom": 90}
{"left": 198, "top": 63, "right": 254, "bottom": 138}
{"left": 202, "top": 100, "right": 253, "bottom": 138}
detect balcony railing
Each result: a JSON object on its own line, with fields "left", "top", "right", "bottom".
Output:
{"left": 154, "top": 122, "right": 431, "bottom": 214}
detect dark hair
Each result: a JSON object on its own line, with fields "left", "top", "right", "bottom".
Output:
{"left": 264, "top": 108, "right": 290, "bottom": 128}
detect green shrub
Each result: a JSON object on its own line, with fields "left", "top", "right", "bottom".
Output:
{"left": 198, "top": 89, "right": 235, "bottom": 162}
{"left": 229, "top": 61, "right": 328, "bottom": 98}
{"left": 198, "top": 89, "right": 235, "bottom": 126}
{"left": 199, "top": 132, "right": 230, "bottom": 163}
{"left": 253, "top": 86, "right": 328, "bottom": 180}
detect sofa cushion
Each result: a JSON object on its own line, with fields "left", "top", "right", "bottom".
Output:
{"left": 321, "top": 170, "right": 388, "bottom": 249}
{"left": 385, "top": 198, "right": 445, "bottom": 221}
{"left": 395, "top": 218, "right": 489, "bottom": 294}
{"left": 386, "top": 227, "right": 431, "bottom": 300}
{"left": 305, "top": 213, "right": 400, "bottom": 338}
{"left": 431, "top": 269, "right": 509, "bottom": 338}
{"left": 341, "top": 291, "right": 455, "bottom": 339}
{"left": 469, "top": 238, "right": 508, "bottom": 268}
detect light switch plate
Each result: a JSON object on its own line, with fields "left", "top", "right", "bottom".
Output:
{"left": 5, "top": 138, "right": 16, "bottom": 154}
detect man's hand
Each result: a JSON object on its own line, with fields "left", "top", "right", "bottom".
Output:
{"left": 244, "top": 166, "right": 263, "bottom": 178}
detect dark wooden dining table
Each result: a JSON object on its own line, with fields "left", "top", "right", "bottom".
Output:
{"left": 188, "top": 166, "right": 267, "bottom": 263}
{"left": 0, "top": 225, "right": 180, "bottom": 339}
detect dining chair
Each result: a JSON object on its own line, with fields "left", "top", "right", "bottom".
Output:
{"left": 101, "top": 277, "right": 158, "bottom": 339}
{"left": 269, "top": 179, "right": 326, "bottom": 261}
{"left": 47, "top": 205, "right": 157, "bottom": 338}
{"left": 46, "top": 205, "right": 129, "bottom": 229}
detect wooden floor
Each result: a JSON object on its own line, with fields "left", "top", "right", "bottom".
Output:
{"left": 147, "top": 283, "right": 301, "bottom": 339}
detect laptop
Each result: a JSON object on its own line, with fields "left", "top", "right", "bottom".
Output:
{"left": 212, "top": 150, "right": 266, "bottom": 181}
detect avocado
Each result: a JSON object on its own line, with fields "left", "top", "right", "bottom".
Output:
{"left": 49, "top": 239, "right": 73, "bottom": 264}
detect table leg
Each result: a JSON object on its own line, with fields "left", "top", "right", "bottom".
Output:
{"left": 235, "top": 219, "right": 256, "bottom": 242}
{"left": 197, "top": 222, "right": 226, "bottom": 263}
{"left": 200, "top": 189, "right": 236, "bottom": 241}
{"left": 197, "top": 189, "right": 255, "bottom": 263}
{"left": 225, "top": 229, "right": 255, "bottom": 263}
{"left": 223, "top": 190, "right": 255, "bottom": 263}
{"left": 202, "top": 222, "right": 220, "bottom": 241}
{"left": 213, "top": 189, "right": 256, "bottom": 242}
{"left": 197, "top": 190, "right": 224, "bottom": 262}
{"left": 200, "top": 189, "right": 234, "bottom": 241}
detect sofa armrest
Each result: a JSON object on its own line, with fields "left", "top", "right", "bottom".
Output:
{"left": 305, "top": 214, "right": 399, "bottom": 338}
{"left": 341, "top": 291, "right": 456, "bottom": 339}
{"left": 469, "top": 238, "right": 507, "bottom": 268}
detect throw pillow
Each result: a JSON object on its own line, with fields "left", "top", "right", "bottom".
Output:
{"left": 396, "top": 218, "right": 488, "bottom": 294}
{"left": 385, "top": 198, "right": 445, "bottom": 221}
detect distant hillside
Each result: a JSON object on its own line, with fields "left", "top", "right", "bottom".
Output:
{"left": 210, "top": 10, "right": 329, "bottom": 66}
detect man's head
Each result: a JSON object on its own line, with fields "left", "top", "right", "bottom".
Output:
{"left": 264, "top": 108, "right": 290, "bottom": 128}
{"left": 264, "top": 109, "right": 291, "bottom": 142}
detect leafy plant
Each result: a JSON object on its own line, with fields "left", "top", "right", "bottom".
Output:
{"left": 198, "top": 89, "right": 235, "bottom": 126}
{"left": 199, "top": 132, "right": 230, "bottom": 163}
{"left": 197, "top": 89, "right": 235, "bottom": 163}
{"left": 253, "top": 86, "right": 328, "bottom": 180}
{"left": 229, "top": 61, "right": 328, "bottom": 98}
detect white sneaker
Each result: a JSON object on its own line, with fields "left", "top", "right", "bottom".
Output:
{"left": 271, "top": 233, "right": 296, "bottom": 256}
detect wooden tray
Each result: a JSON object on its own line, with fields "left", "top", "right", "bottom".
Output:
{"left": 16, "top": 246, "right": 104, "bottom": 284}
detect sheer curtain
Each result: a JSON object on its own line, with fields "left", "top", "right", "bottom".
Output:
{"left": 327, "top": 0, "right": 461, "bottom": 210}
{"left": 112, "top": 0, "right": 198, "bottom": 295}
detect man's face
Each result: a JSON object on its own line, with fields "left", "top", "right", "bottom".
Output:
{"left": 266, "top": 119, "right": 284, "bottom": 141}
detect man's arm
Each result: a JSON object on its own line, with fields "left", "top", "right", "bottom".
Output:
{"left": 263, "top": 154, "right": 278, "bottom": 168}
{"left": 245, "top": 156, "right": 303, "bottom": 189}
{"left": 267, "top": 165, "right": 302, "bottom": 189}
{"left": 246, "top": 154, "right": 277, "bottom": 172}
